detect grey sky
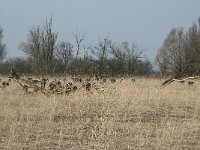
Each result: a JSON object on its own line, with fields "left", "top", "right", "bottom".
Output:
{"left": 1, "top": 0, "right": 200, "bottom": 61}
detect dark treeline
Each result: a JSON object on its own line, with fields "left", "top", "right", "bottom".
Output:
{"left": 0, "top": 18, "right": 153, "bottom": 76}
{"left": 0, "top": 54, "right": 152, "bottom": 76}
{"left": 0, "top": 40, "right": 153, "bottom": 76}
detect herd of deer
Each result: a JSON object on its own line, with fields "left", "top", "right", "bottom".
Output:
{"left": 161, "top": 75, "right": 198, "bottom": 87}
{"left": 0, "top": 69, "right": 198, "bottom": 96}
{"left": 0, "top": 69, "right": 129, "bottom": 96}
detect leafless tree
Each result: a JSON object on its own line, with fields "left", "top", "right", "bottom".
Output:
{"left": 90, "top": 36, "right": 112, "bottom": 75}
{"left": 20, "top": 17, "right": 58, "bottom": 74}
{"left": 0, "top": 26, "right": 6, "bottom": 62}
{"left": 74, "top": 30, "right": 86, "bottom": 58}
{"left": 156, "top": 17, "right": 200, "bottom": 77}
{"left": 123, "top": 42, "right": 144, "bottom": 74}
{"left": 184, "top": 18, "right": 200, "bottom": 74}
{"left": 56, "top": 42, "right": 74, "bottom": 71}
{"left": 155, "top": 27, "right": 186, "bottom": 76}
{"left": 111, "top": 41, "right": 144, "bottom": 74}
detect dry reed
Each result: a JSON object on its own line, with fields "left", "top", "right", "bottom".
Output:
{"left": 0, "top": 76, "right": 200, "bottom": 149}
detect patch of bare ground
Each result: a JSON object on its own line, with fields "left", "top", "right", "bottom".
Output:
{"left": 0, "top": 77, "right": 200, "bottom": 149}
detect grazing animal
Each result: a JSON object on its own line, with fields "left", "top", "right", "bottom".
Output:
{"left": 188, "top": 81, "right": 194, "bottom": 86}
{"left": 132, "top": 78, "right": 136, "bottom": 82}
{"left": 178, "top": 80, "right": 185, "bottom": 83}
{"left": 161, "top": 73, "right": 197, "bottom": 87}
{"left": 49, "top": 82, "right": 57, "bottom": 91}
{"left": 10, "top": 68, "right": 20, "bottom": 80}
{"left": 41, "top": 77, "right": 48, "bottom": 89}
{"left": 72, "top": 85, "right": 78, "bottom": 91}
{"left": 22, "top": 85, "right": 29, "bottom": 93}
{"left": 72, "top": 76, "right": 82, "bottom": 82}
{"left": 48, "top": 80, "right": 64, "bottom": 95}
{"left": 65, "top": 82, "right": 77, "bottom": 95}
{"left": 102, "top": 78, "right": 107, "bottom": 83}
{"left": 21, "top": 77, "right": 33, "bottom": 85}
{"left": 9, "top": 69, "right": 47, "bottom": 96}
{"left": 27, "top": 77, "right": 33, "bottom": 81}
{"left": 65, "top": 82, "right": 73, "bottom": 94}
{"left": 86, "top": 78, "right": 91, "bottom": 82}
{"left": 111, "top": 78, "right": 116, "bottom": 83}
{"left": 2, "top": 81, "right": 9, "bottom": 88}
{"left": 85, "top": 82, "right": 91, "bottom": 91}
{"left": 32, "top": 79, "right": 40, "bottom": 84}
{"left": 22, "top": 84, "right": 41, "bottom": 94}
{"left": 49, "top": 80, "right": 58, "bottom": 90}
{"left": 63, "top": 78, "right": 68, "bottom": 83}
{"left": 173, "top": 79, "right": 185, "bottom": 84}
{"left": 95, "top": 75, "right": 100, "bottom": 81}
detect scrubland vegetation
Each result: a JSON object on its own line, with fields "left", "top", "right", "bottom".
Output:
{"left": 0, "top": 76, "right": 200, "bottom": 149}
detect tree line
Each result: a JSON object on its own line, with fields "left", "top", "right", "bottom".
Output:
{"left": 0, "top": 18, "right": 152, "bottom": 76}
{"left": 1, "top": 17, "right": 200, "bottom": 77}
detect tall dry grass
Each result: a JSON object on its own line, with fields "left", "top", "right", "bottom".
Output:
{"left": 0, "top": 77, "right": 200, "bottom": 149}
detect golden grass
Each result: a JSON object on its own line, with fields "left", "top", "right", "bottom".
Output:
{"left": 0, "top": 77, "right": 200, "bottom": 150}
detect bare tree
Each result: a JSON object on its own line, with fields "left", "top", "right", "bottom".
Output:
{"left": 73, "top": 30, "right": 86, "bottom": 58}
{"left": 155, "top": 27, "right": 185, "bottom": 76}
{"left": 90, "top": 37, "right": 112, "bottom": 75}
{"left": 0, "top": 26, "right": 6, "bottom": 62}
{"left": 156, "top": 17, "right": 200, "bottom": 77}
{"left": 69, "top": 30, "right": 86, "bottom": 75}
{"left": 110, "top": 42, "right": 127, "bottom": 74}
{"left": 56, "top": 42, "right": 74, "bottom": 71}
{"left": 120, "top": 41, "right": 143, "bottom": 74}
{"left": 184, "top": 19, "right": 200, "bottom": 75}
{"left": 20, "top": 17, "right": 58, "bottom": 74}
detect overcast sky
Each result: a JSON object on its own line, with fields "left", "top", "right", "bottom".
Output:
{"left": 1, "top": 0, "right": 200, "bottom": 61}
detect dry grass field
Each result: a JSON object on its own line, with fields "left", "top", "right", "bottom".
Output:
{"left": 0, "top": 76, "right": 200, "bottom": 150}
